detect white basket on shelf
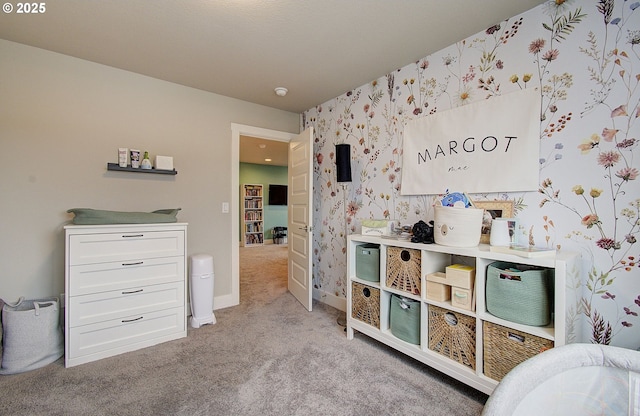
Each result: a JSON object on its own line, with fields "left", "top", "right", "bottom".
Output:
{"left": 433, "top": 206, "right": 483, "bottom": 247}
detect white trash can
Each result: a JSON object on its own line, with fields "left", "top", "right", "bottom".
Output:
{"left": 189, "top": 254, "right": 216, "bottom": 328}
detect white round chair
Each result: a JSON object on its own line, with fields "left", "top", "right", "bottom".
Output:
{"left": 481, "top": 343, "right": 640, "bottom": 415}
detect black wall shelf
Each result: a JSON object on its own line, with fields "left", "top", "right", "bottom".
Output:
{"left": 107, "top": 163, "right": 177, "bottom": 175}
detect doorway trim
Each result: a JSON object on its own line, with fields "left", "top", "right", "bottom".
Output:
{"left": 229, "top": 123, "right": 297, "bottom": 308}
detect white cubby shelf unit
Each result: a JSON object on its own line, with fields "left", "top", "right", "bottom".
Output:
{"left": 346, "top": 234, "right": 580, "bottom": 395}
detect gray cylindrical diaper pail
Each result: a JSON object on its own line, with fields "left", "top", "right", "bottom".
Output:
{"left": 189, "top": 254, "right": 216, "bottom": 328}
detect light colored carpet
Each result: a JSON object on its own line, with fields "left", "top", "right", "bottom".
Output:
{"left": 0, "top": 244, "right": 487, "bottom": 415}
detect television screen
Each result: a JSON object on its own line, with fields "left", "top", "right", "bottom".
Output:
{"left": 268, "top": 184, "right": 287, "bottom": 205}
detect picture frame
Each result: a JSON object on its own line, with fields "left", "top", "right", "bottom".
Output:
{"left": 472, "top": 200, "right": 515, "bottom": 244}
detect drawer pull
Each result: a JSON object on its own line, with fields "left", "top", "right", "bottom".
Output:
{"left": 122, "top": 316, "right": 143, "bottom": 323}
{"left": 122, "top": 289, "right": 143, "bottom": 295}
{"left": 122, "top": 261, "right": 143, "bottom": 266}
{"left": 122, "top": 234, "right": 144, "bottom": 238}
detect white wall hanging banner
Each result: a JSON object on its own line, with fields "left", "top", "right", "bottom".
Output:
{"left": 401, "top": 88, "right": 541, "bottom": 195}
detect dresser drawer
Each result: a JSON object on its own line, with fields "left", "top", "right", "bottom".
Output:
{"left": 68, "top": 307, "right": 185, "bottom": 360}
{"left": 68, "top": 230, "right": 184, "bottom": 265}
{"left": 68, "top": 257, "right": 184, "bottom": 296}
{"left": 68, "top": 281, "right": 184, "bottom": 327}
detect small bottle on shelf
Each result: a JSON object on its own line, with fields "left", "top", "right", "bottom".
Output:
{"left": 141, "top": 151, "right": 152, "bottom": 169}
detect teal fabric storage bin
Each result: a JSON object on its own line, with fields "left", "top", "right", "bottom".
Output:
{"left": 390, "top": 294, "right": 420, "bottom": 344}
{"left": 355, "top": 244, "right": 380, "bottom": 282}
{"left": 486, "top": 262, "right": 553, "bottom": 326}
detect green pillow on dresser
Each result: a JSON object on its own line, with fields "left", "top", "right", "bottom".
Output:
{"left": 67, "top": 208, "right": 181, "bottom": 225}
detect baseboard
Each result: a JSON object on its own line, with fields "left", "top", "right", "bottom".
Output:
{"left": 204, "top": 290, "right": 337, "bottom": 312}
{"left": 313, "top": 288, "right": 346, "bottom": 312}
{"left": 185, "top": 294, "right": 237, "bottom": 317}
{"left": 213, "top": 293, "right": 238, "bottom": 310}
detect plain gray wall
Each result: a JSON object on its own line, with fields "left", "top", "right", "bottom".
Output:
{"left": 0, "top": 39, "right": 300, "bottom": 304}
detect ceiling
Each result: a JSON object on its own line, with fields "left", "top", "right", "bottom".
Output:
{"left": 0, "top": 0, "right": 544, "bottom": 165}
{"left": 240, "top": 135, "right": 289, "bottom": 167}
{"left": 0, "top": 0, "right": 544, "bottom": 114}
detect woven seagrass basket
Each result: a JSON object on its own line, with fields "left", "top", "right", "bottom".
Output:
{"left": 483, "top": 321, "right": 554, "bottom": 381}
{"left": 386, "top": 247, "right": 421, "bottom": 295}
{"left": 428, "top": 305, "right": 476, "bottom": 370}
{"left": 351, "top": 281, "right": 380, "bottom": 328}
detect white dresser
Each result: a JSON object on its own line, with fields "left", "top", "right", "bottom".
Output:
{"left": 64, "top": 223, "right": 188, "bottom": 367}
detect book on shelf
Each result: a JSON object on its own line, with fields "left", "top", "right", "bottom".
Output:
{"left": 489, "top": 244, "right": 556, "bottom": 258}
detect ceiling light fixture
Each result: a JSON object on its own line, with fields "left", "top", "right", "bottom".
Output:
{"left": 274, "top": 87, "right": 288, "bottom": 97}
{"left": 264, "top": 158, "right": 272, "bottom": 162}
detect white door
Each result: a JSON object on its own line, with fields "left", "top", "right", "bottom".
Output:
{"left": 288, "top": 127, "right": 314, "bottom": 311}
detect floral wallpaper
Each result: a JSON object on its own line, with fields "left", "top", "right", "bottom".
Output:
{"left": 303, "top": 0, "right": 639, "bottom": 349}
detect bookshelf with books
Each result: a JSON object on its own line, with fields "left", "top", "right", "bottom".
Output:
{"left": 242, "top": 184, "right": 264, "bottom": 247}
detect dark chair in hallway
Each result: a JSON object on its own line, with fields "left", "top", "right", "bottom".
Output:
{"left": 272, "top": 227, "right": 287, "bottom": 244}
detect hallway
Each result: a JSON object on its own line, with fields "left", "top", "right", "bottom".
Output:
{"left": 239, "top": 244, "right": 288, "bottom": 304}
